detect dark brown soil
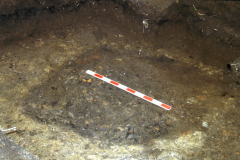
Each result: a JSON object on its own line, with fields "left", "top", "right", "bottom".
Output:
{"left": 0, "top": 0, "right": 240, "bottom": 159}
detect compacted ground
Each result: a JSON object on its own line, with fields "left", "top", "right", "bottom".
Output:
{"left": 0, "top": 1, "right": 240, "bottom": 159}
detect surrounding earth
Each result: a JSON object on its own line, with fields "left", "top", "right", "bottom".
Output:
{"left": 0, "top": 0, "right": 240, "bottom": 159}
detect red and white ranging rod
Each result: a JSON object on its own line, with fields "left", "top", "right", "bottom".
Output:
{"left": 86, "top": 70, "right": 172, "bottom": 110}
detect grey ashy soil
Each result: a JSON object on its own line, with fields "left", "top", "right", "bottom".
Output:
{"left": 0, "top": 132, "right": 39, "bottom": 159}
{"left": 0, "top": 0, "right": 240, "bottom": 159}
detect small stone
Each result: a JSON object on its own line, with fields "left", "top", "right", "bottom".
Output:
{"left": 153, "top": 125, "right": 160, "bottom": 131}
{"left": 44, "top": 68, "right": 50, "bottom": 73}
{"left": 118, "top": 127, "right": 124, "bottom": 131}
{"left": 85, "top": 94, "right": 93, "bottom": 102}
{"left": 116, "top": 58, "right": 122, "bottom": 61}
{"left": 82, "top": 89, "right": 87, "bottom": 94}
{"left": 100, "top": 125, "right": 110, "bottom": 130}
{"left": 202, "top": 121, "right": 208, "bottom": 128}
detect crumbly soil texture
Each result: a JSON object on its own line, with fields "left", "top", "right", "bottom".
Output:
{"left": 0, "top": 0, "right": 240, "bottom": 159}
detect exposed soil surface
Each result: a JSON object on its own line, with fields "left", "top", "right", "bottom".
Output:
{"left": 0, "top": 0, "right": 240, "bottom": 159}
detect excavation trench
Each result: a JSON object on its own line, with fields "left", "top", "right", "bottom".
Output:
{"left": 0, "top": 1, "right": 239, "bottom": 159}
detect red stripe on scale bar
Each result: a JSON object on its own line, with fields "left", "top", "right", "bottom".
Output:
{"left": 126, "top": 88, "right": 136, "bottom": 94}
{"left": 94, "top": 73, "right": 103, "bottom": 78}
{"left": 110, "top": 81, "right": 119, "bottom": 86}
{"left": 143, "top": 96, "right": 153, "bottom": 101}
{"left": 161, "top": 103, "right": 171, "bottom": 110}
{"left": 86, "top": 70, "right": 172, "bottom": 110}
